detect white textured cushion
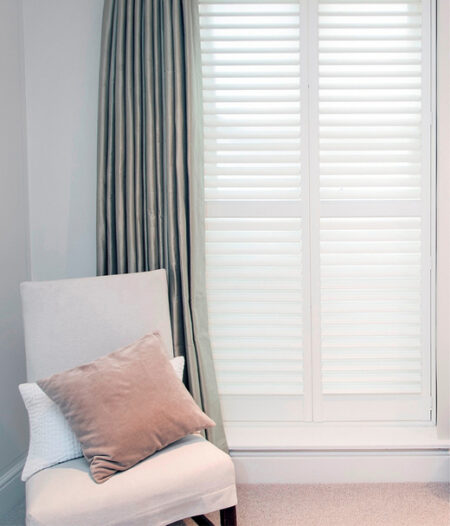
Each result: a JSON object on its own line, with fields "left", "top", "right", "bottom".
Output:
{"left": 20, "top": 356, "right": 185, "bottom": 481}
{"left": 20, "top": 382, "right": 82, "bottom": 482}
{"left": 26, "top": 434, "right": 237, "bottom": 526}
{"left": 170, "top": 355, "right": 185, "bottom": 382}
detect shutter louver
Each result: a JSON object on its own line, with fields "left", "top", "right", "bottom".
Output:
{"left": 321, "top": 217, "right": 422, "bottom": 395}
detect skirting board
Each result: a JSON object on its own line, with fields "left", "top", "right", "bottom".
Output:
{"left": 0, "top": 457, "right": 25, "bottom": 516}
{"left": 231, "top": 449, "right": 450, "bottom": 484}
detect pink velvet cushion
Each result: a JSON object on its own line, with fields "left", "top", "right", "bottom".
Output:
{"left": 37, "top": 332, "right": 215, "bottom": 483}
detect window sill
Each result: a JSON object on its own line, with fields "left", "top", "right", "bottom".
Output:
{"left": 225, "top": 422, "right": 450, "bottom": 452}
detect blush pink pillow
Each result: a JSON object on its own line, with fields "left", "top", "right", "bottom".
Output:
{"left": 37, "top": 332, "right": 215, "bottom": 483}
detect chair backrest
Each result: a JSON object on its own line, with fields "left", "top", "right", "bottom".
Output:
{"left": 20, "top": 270, "right": 174, "bottom": 381}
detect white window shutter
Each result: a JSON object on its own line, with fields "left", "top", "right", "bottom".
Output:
{"left": 315, "top": 0, "right": 431, "bottom": 421}
{"left": 200, "top": 0, "right": 433, "bottom": 430}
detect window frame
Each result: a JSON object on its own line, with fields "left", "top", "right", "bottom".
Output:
{"left": 200, "top": 0, "right": 444, "bottom": 448}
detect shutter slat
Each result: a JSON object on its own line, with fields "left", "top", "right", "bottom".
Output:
{"left": 323, "top": 349, "right": 421, "bottom": 357}
{"left": 212, "top": 337, "right": 303, "bottom": 350}
{"left": 320, "top": 139, "right": 421, "bottom": 148}
{"left": 217, "top": 361, "right": 303, "bottom": 372}
{"left": 205, "top": 139, "right": 301, "bottom": 150}
{"left": 205, "top": 164, "right": 301, "bottom": 175}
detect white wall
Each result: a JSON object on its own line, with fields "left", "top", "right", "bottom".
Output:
{"left": 0, "top": 0, "right": 104, "bottom": 513}
{"left": 437, "top": 0, "right": 450, "bottom": 440}
{"left": 0, "top": 0, "right": 30, "bottom": 512}
{"left": 23, "top": 0, "right": 104, "bottom": 281}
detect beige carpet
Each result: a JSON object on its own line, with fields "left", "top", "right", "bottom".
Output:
{"left": 184, "top": 483, "right": 450, "bottom": 526}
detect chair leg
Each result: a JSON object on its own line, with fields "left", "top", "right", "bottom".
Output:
{"left": 220, "top": 506, "right": 237, "bottom": 526}
{"left": 191, "top": 515, "right": 215, "bottom": 526}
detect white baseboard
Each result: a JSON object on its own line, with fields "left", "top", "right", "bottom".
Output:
{"left": 0, "top": 457, "right": 25, "bottom": 516}
{"left": 232, "top": 449, "right": 450, "bottom": 484}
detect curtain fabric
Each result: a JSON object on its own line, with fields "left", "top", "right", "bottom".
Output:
{"left": 97, "top": 0, "right": 227, "bottom": 452}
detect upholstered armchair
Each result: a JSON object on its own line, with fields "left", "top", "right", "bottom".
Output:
{"left": 20, "top": 270, "right": 237, "bottom": 526}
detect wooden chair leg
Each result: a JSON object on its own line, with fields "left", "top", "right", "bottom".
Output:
{"left": 191, "top": 515, "right": 215, "bottom": 526}
{"left": 192, "top": 505, "right": 237, "bottom": 526}
{"left": 220, "top": 506, "right": 237, "bottom": 526}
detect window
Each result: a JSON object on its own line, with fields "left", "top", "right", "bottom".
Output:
{"left": 200, "top": 0, "right": 434, "bottom": 434}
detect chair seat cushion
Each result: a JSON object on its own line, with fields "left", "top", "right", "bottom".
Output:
{"left": 26, "top": 434, "right": 237, "bottom": 526}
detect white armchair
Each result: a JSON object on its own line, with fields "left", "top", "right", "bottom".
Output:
{"left": 20, "top": 269, "right": 237, "bottom": 526}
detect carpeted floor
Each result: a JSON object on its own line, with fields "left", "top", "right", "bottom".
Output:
{"left": 1, "top": 483, "right": 449, "bottom": 526}
{"left": 184, "top": 483, "right": 450, "bottom": 526}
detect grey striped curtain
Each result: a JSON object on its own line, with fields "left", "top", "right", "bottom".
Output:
{"left": 96, "top": 0, "right": 227, "bottom": 452}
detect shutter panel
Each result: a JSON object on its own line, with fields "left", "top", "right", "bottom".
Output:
{"left": 316, "top": 0, "right": 432, "bottom": 421}
{"left": 200, "top": 0, "right": 310, "bottom": 423}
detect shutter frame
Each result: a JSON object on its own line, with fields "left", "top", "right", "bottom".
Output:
{"left": 200, "top": 0, "right": 434, "bottom": 427}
